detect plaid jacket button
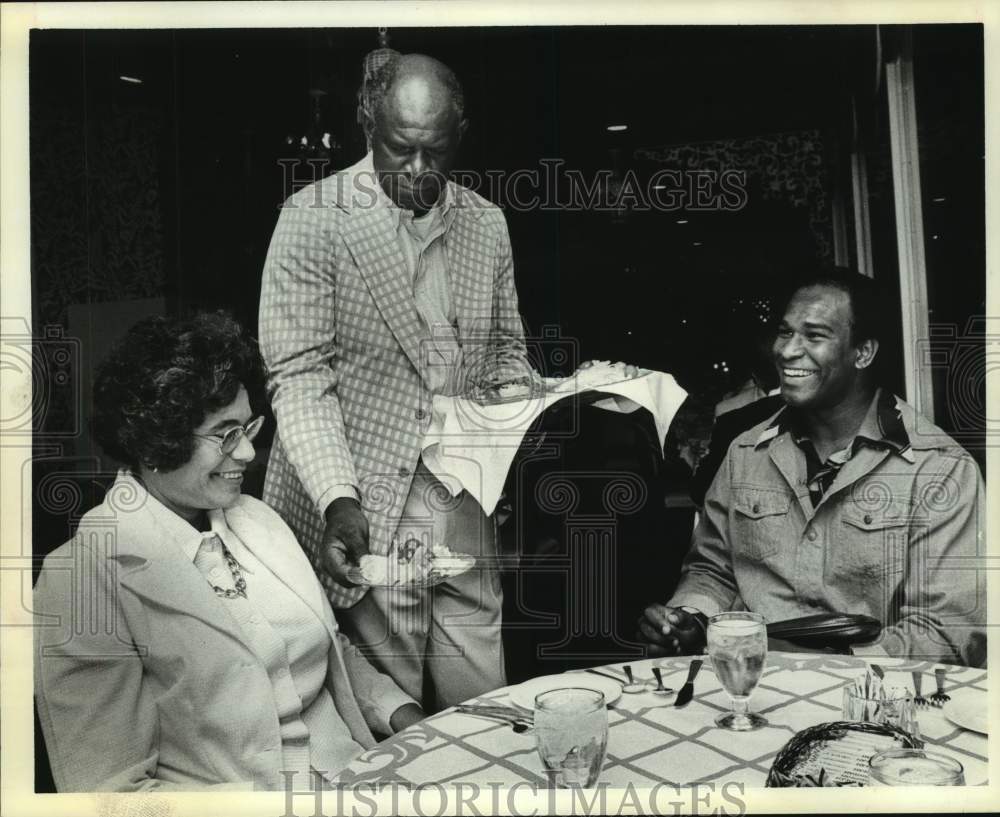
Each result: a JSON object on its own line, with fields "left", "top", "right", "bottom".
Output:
{"left": 415, "top": 408, "right": 427, "bottom": 420}
{"left": 398, "top": 466, "right": 410, "bottom": 478}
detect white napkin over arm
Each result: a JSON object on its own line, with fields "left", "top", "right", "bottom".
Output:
{"left": 421, "top": 370, "right": 688, "bottom": 515}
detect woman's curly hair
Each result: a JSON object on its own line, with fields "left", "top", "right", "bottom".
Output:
{"left": 91, "top": 312, "right": 264, "bottom": 472}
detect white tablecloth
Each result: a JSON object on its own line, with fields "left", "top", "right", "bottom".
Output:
{"left": 338, "top": 653, "right": 987, "bottom": 788}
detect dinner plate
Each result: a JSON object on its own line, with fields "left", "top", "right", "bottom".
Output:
{"left": 944, "top": 688, "right": 988, "bottom": 734}
{"left": 346, "top": 553, "right": 476, "bottom": 588}
{"left": 547, "top": 368, "right": 651, "bottom": 394}
{"left": 468, "top": 388, "right": 550, "bottom": 406}
{"left": 507, "top": 673, "right": 622, "bottom": 711}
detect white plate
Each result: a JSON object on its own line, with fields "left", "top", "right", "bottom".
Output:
{"left": 507, "top": 673, "right": 622, "bottom": 711}
{"left": 944, "top": 688, "right": 988, "bottom": 734}
{"left": 346, "top": 554, "right": 475, "bottom": 588}
{"left": 548, "top": 368, "right": 651, "bottom": 394}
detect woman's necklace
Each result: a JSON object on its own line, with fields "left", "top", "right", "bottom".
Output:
{"left": 209, "top": 541, "right": 248, "bottom": 599}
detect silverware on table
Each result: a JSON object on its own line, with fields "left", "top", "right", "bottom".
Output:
{"left": 912, "top": 671, "right": 930, "bottom": 707}
{"left": 456, "top": 705, "right": 532, "bottom": 732}
{"left": 870, "top": 663, "right": 885, "bottom": 681}
{"left": 464, "top": 713, "right": 531, "bottom": 733}
{"left": 650, "top": 667, "right": 676, "bottom": 696}
{"left": 929, "top": 667, "right": 951, "bottom": 706}
{"left": 583, "top": 667, "right": 626, "bottom": 684}
{"left": 457, "top": 703, "right": 533, "bottom": 720}
{"left": 674, "top": 658, "right": 703, "bottom": 707}
{"left": 622, "top": 664, "right": 646, "bottom": 693}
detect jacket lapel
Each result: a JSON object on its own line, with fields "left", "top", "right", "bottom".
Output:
{"left": 447, "top": 202, "right": 493, "bottom": 346}
{"left": 222, "top": 502, "right": 377, "bottom": 748}
{"left": 341, "top": 201, "right": 427, "bottom": 380}
{"left": 109, "top": 489, "right": 252, "bottom": 650}
{"left": 815, "top": 444, "right": 894, "bottom": 513}
{"left": 222, "top": 501, "right": 332, "bottom": 638}
{"left": 764, "top": 435, "right": 815, "bottom": 521}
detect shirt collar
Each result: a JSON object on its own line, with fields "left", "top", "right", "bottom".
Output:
{"left": 358, "top": 151, "right": 455, "bottom": 231}
{"left": 755, "top": 388, "right": 914, "bottom": 462}
{"left": 125, "top": 470, "right": 229, "bottom": 563}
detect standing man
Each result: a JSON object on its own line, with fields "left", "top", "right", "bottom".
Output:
{"left": 638, "top": 268, "right": 986, "bottom": 666}
{"left": 259, "top": 54, "right": 532, "bottom": 709}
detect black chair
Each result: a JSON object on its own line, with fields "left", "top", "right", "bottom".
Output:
{"left": 500, "top": 404, "right": 694, "bottom": 683}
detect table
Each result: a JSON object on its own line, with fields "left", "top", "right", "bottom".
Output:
{"left": 337, "top": 653, "right": 987, "bottom": 787}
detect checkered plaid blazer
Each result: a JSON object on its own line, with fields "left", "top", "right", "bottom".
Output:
{"left": 259, "top": 155, "right": 527, "bottom": 608}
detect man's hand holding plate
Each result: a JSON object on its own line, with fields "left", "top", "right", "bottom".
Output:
{"left": 322, "top": 496, "right": 370, "bottom": 587}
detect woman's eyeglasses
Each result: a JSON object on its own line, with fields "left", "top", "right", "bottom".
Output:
{"left": 194, "top": 416, "right": 265, "bottom": 456}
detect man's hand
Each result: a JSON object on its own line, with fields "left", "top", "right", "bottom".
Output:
{"left": 322, "top": 496, "right": 370, "bottom": 588}
{"left": 389, "top": 702, "right": 425, "bottom": 732}
{"left": 637, "top": 604, "right": 708, "bottom": 657}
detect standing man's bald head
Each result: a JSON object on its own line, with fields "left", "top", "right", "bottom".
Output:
{"left": 363, "top": 53, "right": 468, "bottom": 215}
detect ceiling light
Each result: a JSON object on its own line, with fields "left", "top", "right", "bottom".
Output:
{"left": 932, "top": 196, "right": 946, "bottom": 203}
{"left": 692, "top": 242, "right": 702, "bottom": 246}
{"left": 606, "top": 124, "right": 628, "bottom": 132}
{"left": 676, "top": 219, "right": 688, "bottom": 225}
{"left": 119, "top": 75, "right": 143, "bottom": 84}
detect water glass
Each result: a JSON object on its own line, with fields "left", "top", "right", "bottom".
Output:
{"left": 842, "top": 685, "right": 918, "bottom": 736}
{"left": 534, "top": 688, "right": 609, "bottom": 787}
{"left": 868, "top": 748, "right": 965, "bottom": 786}
{"left": 707, "top": 611, "right": 769, "bottom": 731}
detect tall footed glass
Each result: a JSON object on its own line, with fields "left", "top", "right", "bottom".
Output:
{"left": 534, "top": 688, "right": 609, "bottom": 787}
{"left": 707, "top": 612, "right": 768, "bottom": 731}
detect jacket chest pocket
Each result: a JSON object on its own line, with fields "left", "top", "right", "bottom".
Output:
{"left": 839, "top": 501, "right": 912, "bottom": 581}
{"left": 732, "top": 489, "right": 792, "bottom": 562}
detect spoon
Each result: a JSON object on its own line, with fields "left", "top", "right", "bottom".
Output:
{"left": 651, "top": 667, "right": 676, "bottom": 696}
{"left": 622, "top": 664, "right": 646, "bottom": 694}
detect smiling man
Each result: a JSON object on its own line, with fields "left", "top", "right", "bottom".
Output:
{"left": 638, "top": 268, "right": 986, "bottom": 665}
{"left": 259, "top": 54, "right": 531, "bottom": 710}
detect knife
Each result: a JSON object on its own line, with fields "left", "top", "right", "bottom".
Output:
{"left": 674, "top": 659, "right": 703, "bottom": 707}
{"left": 456, "top": 709, "right": 532, "bottom": 732}
{"left": 582, "top": 667, "right": 626, "bottom": 684}
{"left": 457, "top": 704, "right": 534, "bottom": 722}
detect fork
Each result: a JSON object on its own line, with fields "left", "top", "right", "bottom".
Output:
{"left": 912, "top": 671, "right": 930, "bottom": 708}
{"left": 929, "top": 668, "right": 950, "bottom": 706}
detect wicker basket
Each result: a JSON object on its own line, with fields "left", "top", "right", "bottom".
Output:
{"left": 766, "top": 721, "right": 925, "bottom": 787}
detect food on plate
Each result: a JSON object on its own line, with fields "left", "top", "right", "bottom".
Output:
{"left": 357, "top": 543, "right": 475, "bottom": 586}
{"left": 467, "top": 374, "right": 543, "bottom": 404}
{"left": 549, "top": 360, "right": 643, "bottom": 392}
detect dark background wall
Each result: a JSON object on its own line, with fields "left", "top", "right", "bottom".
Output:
{"left": 27, "top": 24, "right": 987, "bottom": 787}
{"left": 29, "top": 23, "right": 986, "bottom": 541}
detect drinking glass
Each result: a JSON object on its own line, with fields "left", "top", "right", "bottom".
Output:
{"left": 707, "top": 611, "right": 768, "bottom": 731}
{"left": 842, "top": 685, "right": 919, "bottom": 736}
{"left": 868, "top": 748, "right": 965, "bottom": 786}
{"left": 534, "top": 688, "right": 609, "bottom": 787}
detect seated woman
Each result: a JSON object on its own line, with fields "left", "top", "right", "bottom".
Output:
{"left": 34, "top": 312, "right": 424, "bottom": 792}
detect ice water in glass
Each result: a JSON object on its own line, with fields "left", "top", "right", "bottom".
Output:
{"left": 707, "top": 612, "right": 768, "bottom": 731}
{"left": 534, "top": 688, "right": 609, "bottom": 787}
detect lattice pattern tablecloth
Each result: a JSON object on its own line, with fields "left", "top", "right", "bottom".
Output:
{"left": 337, "top": 653, "right": 987, "bottom": 787}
